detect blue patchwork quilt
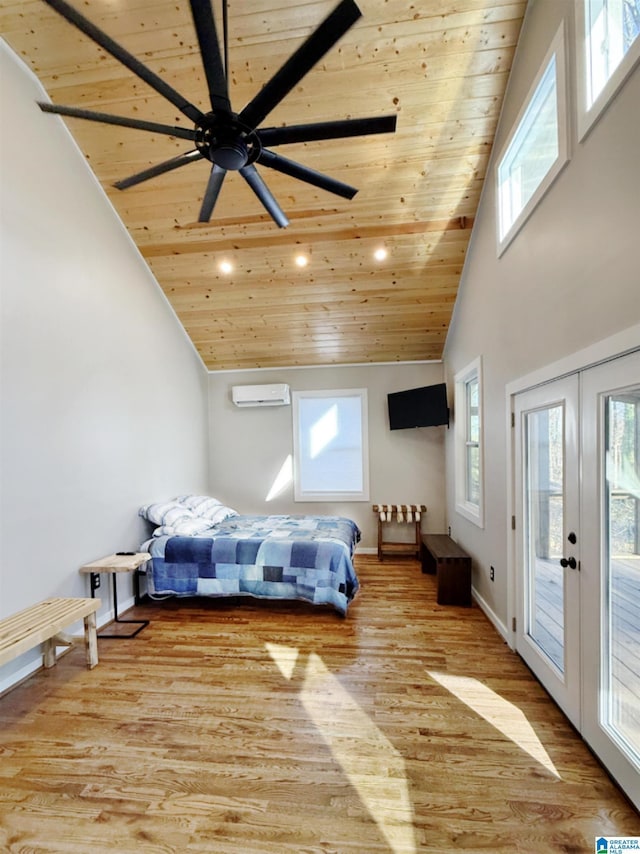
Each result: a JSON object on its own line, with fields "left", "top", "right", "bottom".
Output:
{"left": 145, "top": 515, "right": 361, "bottom": 616}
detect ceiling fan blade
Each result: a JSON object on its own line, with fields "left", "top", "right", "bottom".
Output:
{"left": 189, "top": 0, "right": 231, "bottom": 114}
{"left": 41, "top": 0, "right": 205, "bottom": 124}
{"left": 114, "top": 150, "right": 205, "bottom": 190}
{"left": 239, "top": 0, "right": 361, "bottom": 130}
{"left": 199, "top": 165, "right": 227, "bottom": 221}
{"left": 239, "top": 165, "right": 289, "bottom": 228}
{"left": 258, "top": 115, "right": 397, "bottom": 147}
{"left": 37, "top": 102, "right": 198, "bottom": 141}
{"left": 258, "top": 150, "right": 357, "bottom": 199}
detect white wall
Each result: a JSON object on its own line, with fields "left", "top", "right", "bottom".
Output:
{"left": 0, "top": 43, "right": 210, "bottom": 687}
{"left": 443, "top": 0, "right": 640, "bottom": 632}
{"left": 208, "top": 362, "right": 446, "bottom": 549}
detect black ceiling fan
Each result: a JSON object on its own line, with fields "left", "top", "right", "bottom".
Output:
{"left": 37, "top": 0, "right": 397, "bottom": 227}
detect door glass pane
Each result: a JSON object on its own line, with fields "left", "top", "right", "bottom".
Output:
{"left": 525, "top": 405, "right": 565, "bottom": 671}
{"left": 603, "top": 389, "right": 640, "bottom": 764}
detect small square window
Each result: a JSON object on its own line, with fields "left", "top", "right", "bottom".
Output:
{"left": 292, "top": 389, "right": 369, "bottom": 502}
{"left": 496, "top": 23, "right": 569, "bottom": 252}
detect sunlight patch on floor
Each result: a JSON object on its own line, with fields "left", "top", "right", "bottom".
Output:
{"left": 265, "top": 641, "right": 299, "bottom": 680}
{"left": 427, "top": 671, "right": 560, "bottom": 778}
{"left": 266, "top": 643, "right": 417, "bottom": 854}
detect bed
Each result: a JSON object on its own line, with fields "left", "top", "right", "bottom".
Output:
{"left": 139, "top": 495, "right": 361, "bottom": 616}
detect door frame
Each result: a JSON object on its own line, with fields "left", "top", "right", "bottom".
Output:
{"left": 505, "top": 324, "right": 640, "bottom": 654}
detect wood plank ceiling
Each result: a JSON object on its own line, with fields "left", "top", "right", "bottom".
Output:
{"left": 1, "top": 0, "right": 527, "bottom": 370}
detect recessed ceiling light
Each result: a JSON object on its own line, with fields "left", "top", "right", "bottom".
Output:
{"left": 219, "top": 260, "right": 233, "bottom": 274}
{"left": 374, "top": 247, "right": 388, "bottom": 261}
{"left": 295, "top": 254, "right": 309, "bottom": 268}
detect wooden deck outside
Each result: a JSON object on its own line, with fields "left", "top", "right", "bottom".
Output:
{"left": 532, "top": 554, "right": 640, "bottom": 751}
{"left": 1, "top": 555, "right": 639, "bottom": 852}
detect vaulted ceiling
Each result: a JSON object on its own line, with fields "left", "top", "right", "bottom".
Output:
{"left": 1, "top": 0, "right": 526, "bottom": 370}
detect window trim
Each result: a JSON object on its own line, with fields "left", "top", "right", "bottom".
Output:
{"left": 576, "top": 0, "right": 640, "bottom": 140}
{"left": 454, "top": 357, "right": 484, "bottom": 528}
{"left": 292, "top": 388, "right": 370, "bottom": 502}
{"left": 495, "top": 22, "right": 569, "bottom": 255}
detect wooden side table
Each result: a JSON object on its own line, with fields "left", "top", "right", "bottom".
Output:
{"left": 80, "top": 552, "right": 150, "bottom": 638}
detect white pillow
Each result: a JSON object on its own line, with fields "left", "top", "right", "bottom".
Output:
{"left": 140, "top": 496, "right": 238, "bottom": 531}
{"left": 153, "top": 517, "right": 216, "bottom": 538}
{"left": 172, "top": 495, "right": 237, "bottom": 523}
{"left": 174, "top": 494, "right": 221, "bottom": 512}
{"left": 139, "top": 500, "right": 193, "bottom": 527}
{"left": 204, "top": 505, "right": 238, "bottom": 525}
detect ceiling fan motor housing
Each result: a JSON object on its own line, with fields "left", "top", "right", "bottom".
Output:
{"left": 212, "top": 136, "right": 247, "bottom": 169}
{"left": 196, "top": 113, "right": 261, "bottom": 170}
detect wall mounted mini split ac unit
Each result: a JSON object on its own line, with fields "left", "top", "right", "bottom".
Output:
{"left": 231, "top": 383, "right": 291, "bottom": 407}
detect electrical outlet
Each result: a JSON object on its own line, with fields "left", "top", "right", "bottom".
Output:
{"left": 490, "top": 566, "right": 495, "bottom": 581}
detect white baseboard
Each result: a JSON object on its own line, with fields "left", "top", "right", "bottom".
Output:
{"left": 0, "top": 658, "right": 42, "bottom": 695}
{"left": 110, "top": 595, "right": 136, "bottom": 622}
{"left": 472, "top": 587, "right": 510, "bottom": 644}
{"left": 0, "top": 641, "right": 80, "bottom": 696}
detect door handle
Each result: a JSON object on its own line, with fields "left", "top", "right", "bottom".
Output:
{"left": 560, "top": 556, "right": 578, "bottom": 570}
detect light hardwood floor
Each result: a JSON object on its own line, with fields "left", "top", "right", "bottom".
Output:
{"left": 1, "top": 555, "right": 638, "bottom": 853}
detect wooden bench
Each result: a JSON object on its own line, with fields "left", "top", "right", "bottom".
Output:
{"left": 421, "top": 534, "right": 472, "bottom": 607}
{"left": 0, "top": 598, "right": 101, "bottom": 671}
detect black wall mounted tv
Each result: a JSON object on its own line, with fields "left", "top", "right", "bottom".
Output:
{"left": 387, "top": 383, "right": 449, "bottom": 430}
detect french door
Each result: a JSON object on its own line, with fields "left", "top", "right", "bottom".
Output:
{"left": 514, "top": 351, "right": 640, "bottom": 809}
{"left": 514, "top": 375, "right": 581, "bottom": 727}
